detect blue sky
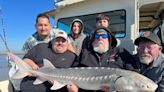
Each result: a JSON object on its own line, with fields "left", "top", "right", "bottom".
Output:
{"left": 0, "top": 0, "right": 54, "bottom": 52}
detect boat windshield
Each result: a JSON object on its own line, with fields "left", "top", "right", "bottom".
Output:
{"left": 57, "top": 9, "right": 126, "bottom": 38}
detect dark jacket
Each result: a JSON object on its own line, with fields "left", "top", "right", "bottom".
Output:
{"left": 79, "top": 27, "right": 136, "bottom": 69}
{"left": 79, "top": 47, "right": 136, "bottom": 69}
{"left": 134, "top": 53, "right": 164, "bottom": 92}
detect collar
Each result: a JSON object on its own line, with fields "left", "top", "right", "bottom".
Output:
{"left": 32, "top": 32, "right": 54, "bottom": 41}
{"left": 152, "top": 53, "right": 164, "bottom": 67}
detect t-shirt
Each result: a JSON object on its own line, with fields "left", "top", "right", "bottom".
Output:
{"left": 23, "top": 42, "right": 76, "bottom": 68}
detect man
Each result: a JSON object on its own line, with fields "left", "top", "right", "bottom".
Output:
{"left": 78, "top": 27, "right": 135, "bottom": 92}
{"left": 22, "top": 13, "right": 55, "bottom": 52}
{"left": 10, "top": 13, "right": 76, "bottom": 90}
{"left": 20, "top": 30, "right": 77, "bottom": 92}
{"left": 96, "top": 14, "right": 110, "bottom": 28}
{"left": 134, "top": 32, "right": 164, "bottom": 92}
{"left": 9, "top": 13, "right": 59, "bottom": 91}
{"left": 79, "top": 27, "right": 134, "bottom": 68}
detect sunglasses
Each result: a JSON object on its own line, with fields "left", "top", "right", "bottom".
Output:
{"left": 94, "top": 34, "right": 108, "bottom": 39}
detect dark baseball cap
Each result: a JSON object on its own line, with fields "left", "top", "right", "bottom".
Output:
{"left": 134, "top": 32, "right": 161, "bottom": 46}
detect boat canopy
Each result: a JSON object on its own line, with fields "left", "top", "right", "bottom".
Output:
{"left": 55, "top": 0, "right": 85, "bottom": 8}
{"left": 44, "top": 0, "right": 164, "bottom": 53}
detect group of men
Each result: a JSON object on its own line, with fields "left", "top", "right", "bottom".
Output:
{"left": 10, "top": 13, "right": 163, "bottom": 92}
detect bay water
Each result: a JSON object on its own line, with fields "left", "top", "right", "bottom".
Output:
{"left": 0, "top": 54, "right": 24, "bottom": 81}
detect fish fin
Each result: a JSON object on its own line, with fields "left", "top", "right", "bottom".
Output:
{"left": 33, "top": 77, "right": 47, "bottom": 85}
{"left": 50, "top": 81, "right": 65, "bottom": 90}
{"left": 12, "top": 70, "right": 29, "bottom": 79}
{"left": 43, "top": 58, "right": 56, "bottom": 69}
{"left": 7, "top": 52, "right": 32, "bottom": 70}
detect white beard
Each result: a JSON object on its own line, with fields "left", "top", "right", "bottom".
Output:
{"left": 93, "top": 42, "right": 109, "bottom": 54}
{"left": 139, "top": 57, "right": 153, "bottom": 65}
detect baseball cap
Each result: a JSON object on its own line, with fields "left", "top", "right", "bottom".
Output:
{"left": 134, "top": 32, "right": 161, "bottom": 46}
{"left": 54, "top": 30, "right": 68, "bottom": 40}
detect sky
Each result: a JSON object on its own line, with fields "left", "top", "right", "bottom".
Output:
{"left": 0, "top": 0, "right": 55, "bottom": 52}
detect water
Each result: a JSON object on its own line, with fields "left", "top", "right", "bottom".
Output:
{"left": 0, "top": 54, "right": 24, "bottom": 81}
{"left": 0, "top": 55, "right": 10, "bottom": 81}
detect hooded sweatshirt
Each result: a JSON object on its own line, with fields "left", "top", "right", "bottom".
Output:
{"left": 79, "top": 27, "right": 136, "bottom": 69}
{"left": 68, "top": 19, "right": 87, "bottom": 56}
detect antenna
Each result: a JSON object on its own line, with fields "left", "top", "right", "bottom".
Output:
{"left": 0, "top": 2, "right": 12, "bottom": 68}
{"left": 0, "top": 2, "right": 10, "bottom": 52}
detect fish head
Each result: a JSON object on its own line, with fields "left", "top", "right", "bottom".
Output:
{"left": 114, "top": 75, "right": 158, "bottom": 92}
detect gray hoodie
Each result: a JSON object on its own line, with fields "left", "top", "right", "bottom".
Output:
{"left": 68, "top": 19, "right": 87, "bottom": 56}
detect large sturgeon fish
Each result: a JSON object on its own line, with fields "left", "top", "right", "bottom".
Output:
{"left": 8, "top": 53, "right": 158, "bottom": 92}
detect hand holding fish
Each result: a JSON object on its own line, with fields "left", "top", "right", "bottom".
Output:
{"left": 101, "top": 85, "right": 109, "bottom": 92}
{"left": 24, "top": 58, "right": 39, "bottom": 77}
{"left": 67, "top": 83, "right": 79, "bottom": 92}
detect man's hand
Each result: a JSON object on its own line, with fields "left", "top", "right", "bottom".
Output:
{"left": 67, "top": 83, "right": 79, "bottom": 92}
{"left": 48, "top": 80, "right": 54, "bottom": 85}
{"left": 23, "top": 58, "right": 39, "bottom": 77}
{"left": 28, "top": 63, "right": 39, "bottom": 77}
{"left": 101, "top": 85, "right": 110, "bottom": 92}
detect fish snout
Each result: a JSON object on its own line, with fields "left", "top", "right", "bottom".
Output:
{"left": 141, "top": 82, "right": 158, "bottom": 92}
{"left": 114, "top": 76, "right": 158, "bottom": 92}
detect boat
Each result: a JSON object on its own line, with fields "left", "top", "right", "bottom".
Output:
{"left": 1, "top": 0, "right": 164, "bottom": 91}
{"left": 44, "top": 0, "right": 164, "bottom": 54}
